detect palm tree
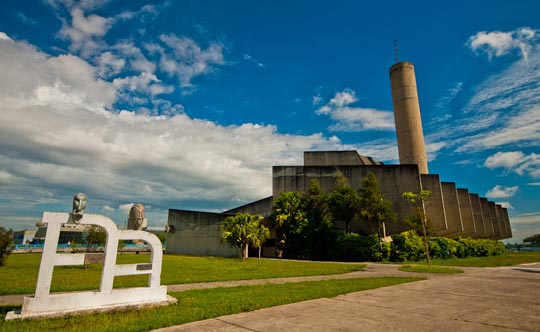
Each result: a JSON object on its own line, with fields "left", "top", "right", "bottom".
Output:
{"left": 221, "top": 213, "right": 270, "bottom": 259}
{"left": 270, "top": 191, "right": 305, "bottom": 257}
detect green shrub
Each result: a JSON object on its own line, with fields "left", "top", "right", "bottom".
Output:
{"left": 331, "top": 232, "right": 388, "bottom": 262}
{"left": 390, "top": 231, "right": 424, "bottom": 262}
{"left": 0, "top": 226, "right": 13, "bottom": 266}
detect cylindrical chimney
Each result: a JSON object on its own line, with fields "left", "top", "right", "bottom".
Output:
{"left": 389, "top": 61, "right": 429, "bottom": 174}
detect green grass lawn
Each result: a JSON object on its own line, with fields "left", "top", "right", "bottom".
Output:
{"left": 0, "top": 277, "right": 422, "bottom": 332}
{"left": 413, "top": 251, "right": 540, "bottom": 267}
{"left": 399, "top": 265, "right": 463, "bottom": 274}
{"left": 0, "top": 253, "right": 365, "bottom": 295}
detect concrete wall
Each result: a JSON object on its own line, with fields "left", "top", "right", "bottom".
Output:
{"left": 273, "top": 164, "right": 421, "bottom": 235}
{"left": 495, "top": 205, "right": 507, "bottom": 239}
{"left": 420, "top": 174, "right": 447, "bottom": 234}
{"left": 225, "top": 196, "right": 274, "bottom": 217}
{"left": 488, "top": 202, "right": 501, "bottom": 240}
{"left": 480, "top": 198, "right": 494, "bottom": 238}
{"left": 502, "top": 208, "right": 512, "bottom": 238}
{"left": 469, "top": 194, "right": 485, "bottom": 238}
{"left": 457, "top": 188, "right": 475, "bottom": 236}
{"left": 303, "top": 151, "right": 381, "bottom": 166}
{"left": 166, "top": 209, "right": 240, "bottom": 257}
{"left": 441, "top": 182, "right": 463, "bottom": 236}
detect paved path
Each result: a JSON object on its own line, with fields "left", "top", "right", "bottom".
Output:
{"left": 154, "top": 263, "right": 540, "bottom": 332}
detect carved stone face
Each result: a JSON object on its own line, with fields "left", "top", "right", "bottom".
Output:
{"left": 72, "top": 193, "right": 87, "bottom": 215}
{"left": 128, "top": 203, "right": 145, "bottom": 230}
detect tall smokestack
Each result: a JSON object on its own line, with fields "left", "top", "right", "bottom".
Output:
{"left": 389, "top": 61, "right": 429, "bottom": 174}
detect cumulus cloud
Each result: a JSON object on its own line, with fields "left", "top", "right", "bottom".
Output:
{"left": 0, "top": 35, "right": 345, "bottom": 228}
{"left": 486, "top": 185, "right": 519, "bottom": 199}
{"left": 496, "top": 202, "right": 514, "bottom": 210}
{"left": 316, "top": 89, "right": 395, "bottom": 131}
{"left": 467, "top": 27, "right": 539, "bottom": 60}
{"left": 0, "top": 32, "right": 12, "bottom": 40}
{"left": 485, "top": 151, "right": 540, "bottom": 178}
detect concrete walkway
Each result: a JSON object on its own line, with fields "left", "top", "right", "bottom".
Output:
{"left": 154, "top": 263, "right": 540, "bottom": 332}
{"left": 2, "top": 263, "right": 539, "bottom": 331}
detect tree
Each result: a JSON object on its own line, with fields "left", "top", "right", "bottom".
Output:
{"left": 523, "top": 234, "right": 540, "bottom": 246}
{"left": 328, "top": 172, "right": 361, "bottom": 234}
{"left": 270, "top": 191, "right": 306, "bottom": 258}
{"left": 300, "top": 179, "right": 335, "bottom": 259}
{"left": 85, "top": 226, "right": 107, "bottom": 251}
{"left": 221, "top": 213, "right": 270, "bottom": 259}
{"left": 402, "top": 190, "right": 431, "bottom": 267}
{"left": 358, "top": 172, "right": 396, "bottom": 249}
{"left": 0, "top": 226, "right": 13, "bottom": 266}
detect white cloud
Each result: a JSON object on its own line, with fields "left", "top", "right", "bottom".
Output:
{"left": 431, "top": 31, "right": 540, "bottom": 156}
{"left": 157, "top": 34, "right": 225, "bottom": 89}
{"left": 485, "top": 151, "right": 540, "bottom": 178}
{"left": 510, "top": 212, "right": 540, "bottom": 224}
{"left": 316, "top": 89, "right": 395, "bottom": 131}
{"left": 467, "top": 27, "right": 539, "bottom": 60}
{"left": 486, "top": 185, "right": 519, "bottom": 199}
{"left": 0, "top": 32, "right": 12, "bottom": 40}
{"left": 119, "top": 203, "right": 135, "bottom": 215}
{"left": 0, "top": 36, "right": 346, "bottom": 229}
{"left": 102, "top": 205, "right": 115, "bottom": 212}
{"left": 496, "top": 202, "right": 514, "bottom": 210}
{"left": 96, "top": 51, "right": 126, "bottom": 77}
{"left": 485, "top": 151, "right": 525, "bottom": 169}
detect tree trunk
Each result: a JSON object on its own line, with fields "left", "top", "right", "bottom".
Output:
{"left": 242, "top": 243, "right": 249, "bottom": 260}
{"left": 421, "top": 216, "right": 431, "bottom": 268}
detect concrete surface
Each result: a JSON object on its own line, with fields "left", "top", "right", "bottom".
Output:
{"left": 154, "top": 263, "right": 540, "bottom": 332}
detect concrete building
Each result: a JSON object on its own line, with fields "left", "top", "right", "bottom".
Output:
{"left": 13, "top": 230, "right": 36, "bottom": 245}
{"left": 166, "top": 61, "right": 512, "bottom": 257}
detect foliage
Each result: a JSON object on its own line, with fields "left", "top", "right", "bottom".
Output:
{"left": 523, "top": 233, "right": 540, "bottom": 246}
{"left": 271, "top": 181, "right": 336, "bottom": 260}
{"left": 327, "top": 172, "right": 361, "bottom": 233}
{"left": 298, "top": 179, "right": 336, "bottom": 260}
{"left": 391, "top": 231, "right": 506, "bottom": 262}
{"left": 85, "top": 226, "right": 106, "bottom": 251}
{"left": 0, "top": 226, "right": 13, "bottom": 266}
{"left": 0, "top": 277, "right": 421, "bottom": 331}
{"left": 390, "top": 231, "right": 425, "bottom": 261}
{"left": 399, "top": 265, "right": 463, "bottom": 274}
{"left": 221, "top": 213, "right": 270, "bottom": 259}
{"left": 157, "top": 232, "right": 167, "bottom": 244}
{"left": 330, "top": 232, "right": 390, "bottom": 262}
{"left": 358, "top": 172, "right": 396, "bottom": 248}
{"left": 270, "top": 191, "right": 305, "bottom": 257}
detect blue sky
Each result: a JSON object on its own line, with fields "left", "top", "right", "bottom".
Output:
{"left": 0, "top": 0, "right": 539, "bottom": 243}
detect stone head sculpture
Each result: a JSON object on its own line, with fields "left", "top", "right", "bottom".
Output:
{"left": 128, "top": 203, "right": 147, "bottom": 230}
{"left": 72, "top": 193, "right": 87, "bottom": 223}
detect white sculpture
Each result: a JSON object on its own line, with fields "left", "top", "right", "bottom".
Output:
{"left": 6, "top": 195, "right": 175, "bottom": 320}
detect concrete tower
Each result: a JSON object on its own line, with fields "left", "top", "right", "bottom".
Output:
{"left": 389, "top": 61, "right": 429, "bottom": 174}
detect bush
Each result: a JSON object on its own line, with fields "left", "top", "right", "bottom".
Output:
{"left": 390, "top": 231, "right": 425, "bottom": 262}
{"left": 0, "top": 226, "right": 13, "bottom": 266}
{"left": 390, "top": 232, "right": 505, "bottom": 262}
{"left": 331, "top": 232, "right": 389, "bottom": 262}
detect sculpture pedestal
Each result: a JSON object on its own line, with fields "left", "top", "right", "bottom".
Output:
{"left": 6, "top": 286, "right": 176, "bottom": 320}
